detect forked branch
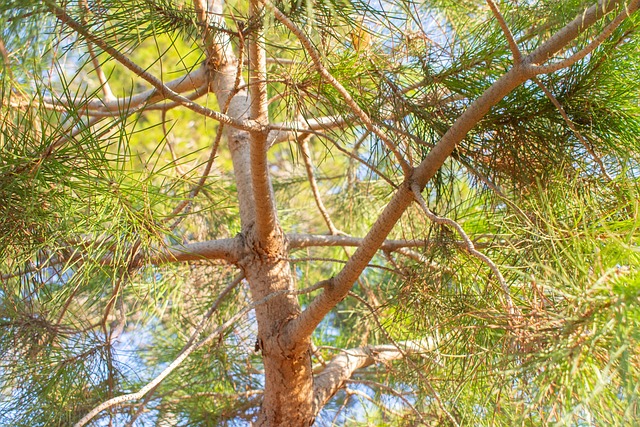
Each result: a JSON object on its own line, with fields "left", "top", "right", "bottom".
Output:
{"left": 286, "top": 0, "right": 638, "bottom": 345}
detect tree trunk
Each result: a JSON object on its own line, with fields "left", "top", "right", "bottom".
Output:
{"left": 240, "top": 246, "right": 314, "bottom": 426}
{"left": 211, "top": 55, "right": 315, "bottom": 424}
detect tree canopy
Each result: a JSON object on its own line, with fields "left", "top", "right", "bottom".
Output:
{"left": 1, "top": 0, "right": 640, "bottom": 425}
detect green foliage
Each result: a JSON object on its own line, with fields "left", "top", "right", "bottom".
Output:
{"left": 1, "top": 0, "right": 640, "bottom": 425}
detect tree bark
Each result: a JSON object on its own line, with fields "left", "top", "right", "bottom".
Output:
{"left": 204, "top": 2, "right": 315, "bottom": 422}
{"left": 207, "top": 0, "right": 640, "bottom": 424}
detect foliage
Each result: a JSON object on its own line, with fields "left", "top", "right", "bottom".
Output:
{"left": 1, "top": 0, "right": 639, "bottom": 425}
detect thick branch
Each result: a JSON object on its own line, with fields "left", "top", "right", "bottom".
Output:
{"left": 149, "top": 238, "right": 242, "bottom": 265}
{"left": 286, "top": 0, "right": 636, "bottom": 344}
{"left": 525, "top": 0, "right": 636, "bottom": 67}
{"left": 312, "top": 340, "right": 436, "bottom": 414}
{"left": 249, "top": 0, "right": 280, "bottom": 251}
{"left": 529, "top": 0, "right": 640, "bottom": 74}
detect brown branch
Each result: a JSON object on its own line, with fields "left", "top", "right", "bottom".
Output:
{"left": 80, "top": 0, "right": 115, "bottom": 101}
{"left": 148, "top": 238, "right": 242, "bottom": 265}
{"left": 525, "top": 0, "right": 640, "bottom": 70}
{"left": 298, "top": 136, "right": 342, "bottom": 235}
{"left": 248, "top": 0, "right": 280, "bottom": 251}
{"left": 286, "top": 0, "right": 631, "bottom": 346}
{"left": 486, "top": 0, "right": 522, "bottom": 63}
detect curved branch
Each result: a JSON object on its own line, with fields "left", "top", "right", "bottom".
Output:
{"left": 285, "top": 0, "right": 635, "bottom": 345}
{"left": 73, "top": 273, "right": 245, "bottom": 427}
{"left": 410, "top": 185, "right": 517, "bottom": 317}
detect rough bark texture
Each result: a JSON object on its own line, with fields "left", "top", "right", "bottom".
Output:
{"left": 207, "top": 5, "right": 315, "bottom": 419}
{"left": 240, "top": 248, "right": 314, "bottom": 426}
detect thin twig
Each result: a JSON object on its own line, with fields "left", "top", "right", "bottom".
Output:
{"left": 74, "top": 273, "right": 245, "bottom": 427}
{"left": 410, "top": 184, "right": 517, "bottom": 318}
{"left": 299, "top": 136, "right": 343, "bottom": 235}
{"left": 532, "top": 76, "right": 612, "bottom": 181}
{"left": 122, "top": 273, "right": 245, "bottom": 427}
{"left": 165, "top": 122, "right": 225, "bottom": 231}
{"left": 79, "top": 0, "right": 115, "bottom": 101}
{"left": 264, "top": 0, "right": 412, "bottom": 175}
{"left": 164, "top": 20, "right": 246, "bottom": 231}
{"left": 452, "top": 154, "right": 533, "bottom": 226}
{"left": 345, "top": 387, "right": 406, "bottom": 418}
{"left": 346, "top": 379, "right": 423, "bottom": 421}
{"left": 315, "top": 132, "right": 398, "bottom": 188}
{"left": 0, "top": 34, "right": 13, "bottom": 79}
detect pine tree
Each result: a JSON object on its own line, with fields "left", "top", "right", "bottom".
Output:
{"left": 1, "top": 0, "right": 639, "bottom": 425}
